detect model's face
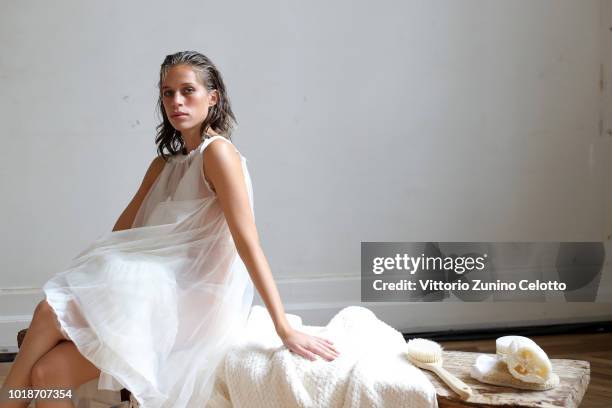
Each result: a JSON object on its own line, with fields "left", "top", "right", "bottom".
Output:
{"left": 161, "top": 64, "right": 218, "bottom": 133}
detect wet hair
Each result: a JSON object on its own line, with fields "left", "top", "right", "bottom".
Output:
{"left": 155, "top": 51, "right": 237, "bottom": 161}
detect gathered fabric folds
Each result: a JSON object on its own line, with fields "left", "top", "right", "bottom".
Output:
{"left": 42, "top": 135, "right": 255, "bottom": 408}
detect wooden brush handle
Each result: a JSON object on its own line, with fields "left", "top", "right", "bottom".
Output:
{"left": 432, "top": 364, "right": 473, "bottom": 400}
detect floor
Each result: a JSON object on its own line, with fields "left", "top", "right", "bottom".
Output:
{"left": 1, "top": 332, "right": 610, "bottom": 407}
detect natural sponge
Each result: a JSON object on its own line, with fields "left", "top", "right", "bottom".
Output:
{"left": 496, "top": 335, "right": 537, "bottom": 357}
{"left": 499, "top": 336, "right": 553, "bottom": 384}
{"left": 470, "top": 354, "right": 559, "bottom": 391}
{"left": 470, "top": 335, "right": 558, "bottom": 390}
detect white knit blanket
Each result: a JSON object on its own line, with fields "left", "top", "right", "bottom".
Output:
{"left": 206, "top": 305, "right": 438, "bottom": 408}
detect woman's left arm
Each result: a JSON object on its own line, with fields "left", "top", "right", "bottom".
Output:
{"left": 203, "top": 140, "right": 340, "bottom": 362}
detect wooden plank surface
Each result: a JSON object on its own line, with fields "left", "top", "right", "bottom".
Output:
{"left": 421, "top": 351, "right": 590, "bottom": 407}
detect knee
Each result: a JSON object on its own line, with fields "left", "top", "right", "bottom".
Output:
{"left": 33, "top": 299, "right": 70, "bottom": 341}
{"left": 31, "top": 359, "right": 54, "bottom": 386}
{"left": 33, "top": 300, "right": 60, "bottom": 329}
{"left": 33, "top": 299, "right": 62, "bottom": 329}
{"left": 34, "top": 299, "right": 55, "bottom": 320}
{"left": 31, "top": 353, "right": 71, "bottom": 386}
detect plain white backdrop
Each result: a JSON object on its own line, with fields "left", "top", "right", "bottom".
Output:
{"left": 1, "top": 0, "right": 611, "bottom": 347}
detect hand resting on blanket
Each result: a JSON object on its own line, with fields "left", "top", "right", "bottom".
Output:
{"left": 279, "top": 327, "right": 341, "bottom": 361}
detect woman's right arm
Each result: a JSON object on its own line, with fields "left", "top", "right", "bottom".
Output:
{"left": 112, "top": 156, "right": 166, "bottom": 232}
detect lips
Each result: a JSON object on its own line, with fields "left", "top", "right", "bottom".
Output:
{"left": 171, "top": 112, "right": 188, "bottom": 117}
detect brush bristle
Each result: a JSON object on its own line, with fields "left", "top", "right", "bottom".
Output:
{"left": 406, "top": 338, "right": 443, "bottom": 363}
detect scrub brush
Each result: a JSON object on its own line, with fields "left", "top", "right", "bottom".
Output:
{"left": 406, "top": 338, "right": 473, "bottom": 400}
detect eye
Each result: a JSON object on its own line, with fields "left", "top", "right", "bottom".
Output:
{"left": 162, "top": 90, "right": 172, "bottom": 97}
{"left": 185, "top": 87, "right": 195, "bottom": 93}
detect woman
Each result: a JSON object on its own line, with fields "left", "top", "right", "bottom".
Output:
{"left": 2, "top": 51, "right": 339, "bottom": 408}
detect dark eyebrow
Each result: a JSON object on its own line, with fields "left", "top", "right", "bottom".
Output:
{"left": 161, "top": 82, "right": 196, "bottom": 90}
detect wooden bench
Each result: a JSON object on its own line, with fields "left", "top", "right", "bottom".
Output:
{"left": 427, "top": 351, "right": 590, "bottom": 407}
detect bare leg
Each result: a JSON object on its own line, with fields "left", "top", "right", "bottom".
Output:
{"left": 0, "top": 300, "right": 69, "bottom": 408}
{"left": 31, "top": 340, "right": 101, "bottom": 408}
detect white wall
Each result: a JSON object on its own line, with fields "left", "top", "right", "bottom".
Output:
{"left": 1, "top": 0, "right": 611, "bottom": 347}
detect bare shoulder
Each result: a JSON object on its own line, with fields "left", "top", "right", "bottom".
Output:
{"left": 203, "top": 139, "right": 241, "bottom": 168}
{"left": 150, "top": 155, "right": 166, "bottom": 170}
{"left": 141, "top": 155, "right": 166, "bottom": 187}
{"left": 202, "top": 139, "right": 242, "bottom": 192}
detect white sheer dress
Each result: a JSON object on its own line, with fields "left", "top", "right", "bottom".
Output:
{"left": 42, "top": 135, "right": 255, "bottom": 407}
